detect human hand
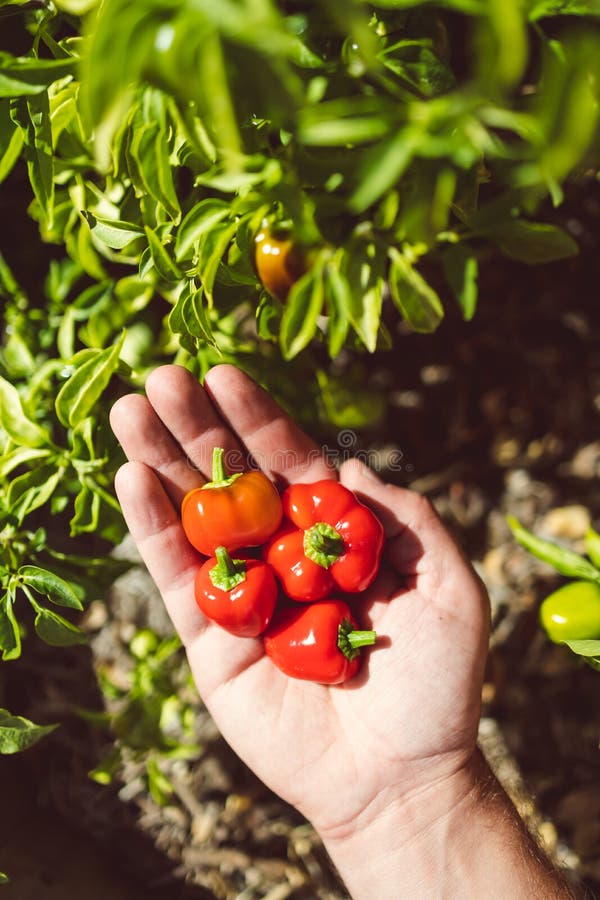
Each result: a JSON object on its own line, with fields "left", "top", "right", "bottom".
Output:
{"left": 110, "top": 363, "right": 490, "bottom": 845}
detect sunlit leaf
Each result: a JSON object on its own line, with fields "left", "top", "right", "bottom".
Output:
{"left": 19, "top": 565, "right": 83, "bottom": 610}
{"left": 280, "top": 266, "right": 324, "bottom": 360}
{"left": 324, "top": 263, "right": 351, "bottom": 358}
{"left": 388, "top": 248, "right": 444, "bottom": 332}
{"left": 486, "top": 220, "right": 579, "bottom": 264}
{"left": 144, "top": 226, "right": 182, "bottom": 282}
{"left": 33, "top": 607, "right": 87, "bottom": 647}
{"left": 0, "top": 376, "right": 51, "bottom": 447}
{"left": 175, "top": 199, "right": 231, "bottom": 261}
{"left": 508, "top": 516, "right": 600, "bottom": 582}
{"left": 0, "top": 53, "right": 76, "bottom": 97}
{"left": 0, "top": 594, "right": 21, "bottom": 661}
{"left": 585, "top": 527, "right": 600, "bottom": 569}
{"left": 55, "top": 331, "right": 126, "bottom": 427}
{"left": 0, "top": 708, "right": 57, "bottom": 754}
{"left": 82, "top": 211, "right": 144, "bottom": 250}
{"left": 563, "top": 638, "right": 600, "bottom": 656}
{"left": 442, "top": 244, "right": 479, "bottom": 320}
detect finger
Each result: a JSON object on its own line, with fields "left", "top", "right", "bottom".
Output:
{"left": 114, "top": 461, "right": 271, "bottom": 699}
{"left": 339, "top": 458, "right": 483, "bottom": 603}
{"left": 110, "top": 393, "right": 203, "bottom": 508}
{"left": 145, "top": 365, "right": 246, "bottom": 478}
{"left": 203, "top": 364, "right": 335, "bottom": 486}
{"left": 114, "top": 460, "right": 207, "bottom": 646}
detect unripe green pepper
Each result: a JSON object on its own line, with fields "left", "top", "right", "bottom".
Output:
{"left": 539, "top": 580, "right": 600, "bottom": 643}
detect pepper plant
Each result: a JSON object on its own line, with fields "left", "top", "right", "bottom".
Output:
{"left": 509, "top": 518, "right": 600, "bottom": 671}
{"left": 1, "top": 0, "right": 599, "bottom": 747}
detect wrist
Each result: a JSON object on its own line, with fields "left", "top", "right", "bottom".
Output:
{"left": 319, "top": 749, "right": 576, "bottom": 900}
{"left": 319, "top": 750, "right": 481, "bottom": 887}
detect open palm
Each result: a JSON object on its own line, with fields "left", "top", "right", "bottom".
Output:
{"left": 110, "top": 364, "right": 490, "bottom": 839}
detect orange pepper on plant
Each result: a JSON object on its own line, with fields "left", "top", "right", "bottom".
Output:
{"left": 254, "top": 225, "right": 307, "bottom": 301}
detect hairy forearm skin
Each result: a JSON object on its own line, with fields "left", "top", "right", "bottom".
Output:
{"left": 320, "top": 750, "right": 579, "bottom": 900}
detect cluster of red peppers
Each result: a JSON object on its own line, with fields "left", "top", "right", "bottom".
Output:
{"left": 181, "top": 449, "right": 385, "bottom": 684}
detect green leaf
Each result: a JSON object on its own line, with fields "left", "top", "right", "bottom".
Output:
{"left": 352, "top": 282, "right": 384, "bottom": 353}
{"left": 348, "top": 128, "right": 420, "bottom": 214}
{"left": 57, "top": 306, "right": 77, "bottom": 360}
{"left": 341, "top": 242, "right": 385, "bottom": 353}
{"left": 0, "top": 376, "right": 51, "bottom": 447}
{"left": 0, "top": 53, "right": 76, "bottom": 97}
{"left": 324, "top": 264, "right": 351, "bottom": 358}
{"left": 388, "top": 249, "right": 444, "bottom": 333}
{"left": 370, "top": 0, "right": 486, "bottom": 11}
{"left": 586, "top": 527, "right": 600, "bottom": 569}
{"left": 0, "top": 594, "right": 21, "bottom": 661}
{"left": 129, "top": 121, "right": 180, "bottom": 222}
{"left": 0, "top": 446, "right": 51, "bottom": 478}
{"left": 34, "top": 607, "right": 87, "bottom": 647}
{"left": 70, "top": 483, "right": 101, "bottom": 535}
{"left": 0, "top": 98, "right": 23, "bottom": 184}
{"left": 175, "top": 199, "right": 231, "bottom": 262}
{"left": 88, "top": 746, "right": 122, "bottom": 785}
{"left": 442, "top": 245, "right": 479, "bottom": 321}
{"left": 146, "top": 756, "right": 173, "bottom": 806}
{"left": 198, "top": 220, "right": 238, "bottom": 304}
{"left": 528, "top": 1, "right": 600, "bottom": 21}
{"left": 298, "top": 97, "right": 397, "bottom": 146}
{"left": 0, "top": 872, "right": 8, "bottom": 884}
{"left": 24, "top": 92, "right": 54, "bottom": 227}
{"left": 7, "top": 465, "right": 63, "bottom": 523}
{"left": 0, "top": 249, "right": 22, "bottom": 300}
{"left": 144, "top": 226, "right": 182, "bottom": 283}
{"left": 299, "top": 115, "right": 393, "bottom": 147}
{"left": 0, "top": 708, "right": 57, "bottom": 754}
{"left": 180, "top": 287, "right": 216, "bottom": 347}
{"left": 508, "top": 516, "right": 600, "bottom": 583}
{"left": 55, "top": 331, "right": 126, "bottom": 428}
{"left": 2, "top": 329, "right": 36, "bottom": 376}
{"left": 485, "top": 0, "right": 529, "bottom": 90}
{"left": 485, "top": 220, "right": 579, "bottom": 265}
{"left": 563, "top": 639, "right": 600, "bottom": 657}
{"left": 19, "top": 565, "right": 83, "bottom": 611}
{"left": 317, "top": 371, "right": 386, "bottom": 429}
{"left": 82, "top": 212, "right": 144, "bottom": 251}
{"left": 280, "top": 266, "right": 324, "bottom": 360}
{"left": 255, "top": 292, "right": 281, "bottom": 342}
{"left": 49, "top": 81, "right": 80, "bottom": 144}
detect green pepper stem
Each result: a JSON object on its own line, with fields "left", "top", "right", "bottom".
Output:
{"left": 202, "top": 447, "right": 243, "bottom": 490}
{"left": 304, "top": 522, "right": 345, "bottom": 569}
{"left": 337, "top": 618, "right": 377, "bottom": 661}
{"left": 346, "top": 629, "right": 378, "bottom": 650}
{"left": 210, "top": 546, "right": 247, "bottom": 592}
{"left": 212, "top": 447, "right": 226, "bottom": 482}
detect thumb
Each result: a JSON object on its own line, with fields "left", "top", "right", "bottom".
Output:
{"left": 338, "top": 458, "right": 485, "bottom": 605}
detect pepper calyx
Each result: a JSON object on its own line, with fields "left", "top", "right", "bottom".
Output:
{"left": 209, "top": 546, "right": 247, "bottom": 591}
{"left": 337, "top": 618, "right": 377, "bottom": 661}
{"left": 202, "top": 447, "right": 244, "bottom": 491}
{"left": 303, "top": 522, "right": 345, "bottom": 568}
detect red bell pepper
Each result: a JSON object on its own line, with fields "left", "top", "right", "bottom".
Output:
{"left": 263, "top": 599, "right": 377, "bottom": 684}
{"left": 263, "top": 480, "right": 384, "bottom": 602}
{"left": 182, "top": 447, "right": 283, "bottom": 556}
{"left": 194, "top": 546, "right": 278, "bottom": 637}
